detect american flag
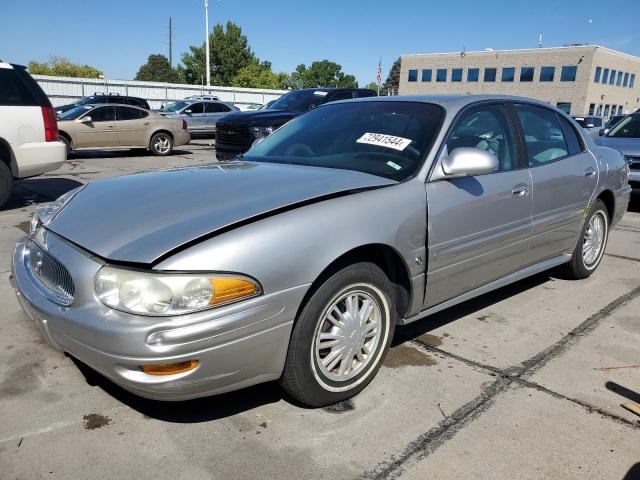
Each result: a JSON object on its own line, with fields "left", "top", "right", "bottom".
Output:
{"left": 376, "top": 58, "right": 382, "bottom": 85}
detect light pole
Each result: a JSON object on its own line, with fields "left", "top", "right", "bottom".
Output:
{"left": 205, "top": 0, "right": 210, "bottom": 86}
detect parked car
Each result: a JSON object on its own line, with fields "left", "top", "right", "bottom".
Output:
{"left": 0, "top": 61, "right": 66, "bottom": 208}
{"left": 57, "top": 104, "right": 190, "bottom": 156}
{"left": 572, "top": 115, "right": 604, "bottom": 138}
{"left": 215, "top": 88, "right": 377, "bottom": 157}
{"left": 158, "top": 99, "right": 239, "bottom": 136}
{"left": 595, "top": 112, "right": 640, "bottom": 190}
{"left": 55, "top": 94, "right": 150, "bottom": 116}
{"left": 601, "top": 115, "right": 626, "bottom": 135}
{"left": 184, "top": 95, "right": 219, "bottom": 101}
{"left": 12, "top": 95, "right": 630, "bottom": 407}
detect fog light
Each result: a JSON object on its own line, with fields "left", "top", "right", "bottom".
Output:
{"left": 139, "top": 360, "right": 199, "bottom": 376}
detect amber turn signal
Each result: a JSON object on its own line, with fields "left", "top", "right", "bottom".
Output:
{"left": 139, "top": 360, "right": 199, "bottom": 376}
{"left": 210, "top": 278, "right": 258, "bottom": 305}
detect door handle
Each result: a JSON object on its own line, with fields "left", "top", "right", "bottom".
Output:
{"left": 584, "top": 168, "right": 596, "bottom": 177}
{"left": 511, "top": 184, "right": 529, "bottom": 197}
{"left": 143, "top": 122, "right": 150, "bottom": 125}
{"left": 107, "top": 124, "right": 115, "bottom": 128}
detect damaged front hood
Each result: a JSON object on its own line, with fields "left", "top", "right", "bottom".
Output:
{"left": 46, "top": 161, "right": 395, "bottom": 264}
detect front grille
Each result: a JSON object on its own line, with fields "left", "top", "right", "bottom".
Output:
{"left": 626, "top": 156, "right": 640, "bottom": 170}
{"left": 25, "top": 239, "right": 74, "bottom": 306}
{"left": 215, "top": 123, "right": 254, "bottom": 149}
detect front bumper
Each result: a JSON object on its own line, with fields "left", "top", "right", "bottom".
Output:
{"left": 11, "top": 230, "right": 307, "bottom": 401}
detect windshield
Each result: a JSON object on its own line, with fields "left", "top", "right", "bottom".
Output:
{"left": 58, "top": 105, "right": 93, "bottom": 120}
{"left": 607, "top": 114, "right": 640, "bottom": 138}
{"left": 163, "top": 101, "right": 190, "bottom": 113}
{"left": 268, "top": 90, "right": 329, "bottom": 112}
{"left": 244, "top": 101, "right": 444, "bottom": 181}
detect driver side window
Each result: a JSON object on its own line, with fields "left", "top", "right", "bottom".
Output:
{"left": 446, "top": 104, "right": 517, "bottom": 171}
{"left": 187, "top": 103, "right": 204, "bottom": 114}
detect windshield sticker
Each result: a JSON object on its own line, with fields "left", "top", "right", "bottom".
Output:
{"left": 386, "top": 161, "right": 402, "bottom": 171}
{"left": 313, "top": 91, "right": 328, "bottom": 96}
{"left": 356, "top": 132, "right": 412, "bottom": 151}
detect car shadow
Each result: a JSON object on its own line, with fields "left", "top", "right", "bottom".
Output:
{"left": 5, "top": 177, "right": 84, "bottom": 210}
{"left": 68, "top": 149, "right": 193, "bottom": 159}
{"left": 627, "top": 190, "right": 640, "bottom": 213}
{"left": 69, "top": 355, "right": 291, "bottom": 422}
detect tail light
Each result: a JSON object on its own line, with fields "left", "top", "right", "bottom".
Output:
{"left": 41, "top": 106, "right": 59, "bottom": 142}
{"left": 182, "top": 120, "right": 187, "bottom": 130}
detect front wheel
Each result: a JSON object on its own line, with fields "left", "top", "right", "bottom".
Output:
{"left": 561, "top": 199, "right": 609, "bottom": 279}
{"left": 149, "top": 132, "right": 173, "bottom": 156}
{"left": 280, "top": 262, "right": 395, "bottom": 407}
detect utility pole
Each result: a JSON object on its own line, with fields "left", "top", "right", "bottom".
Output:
{"left": 168, "top": 17, "right": 173, "bottom": 67}
{"left": 205, "top": 0, "right": 210, "bottom": 86}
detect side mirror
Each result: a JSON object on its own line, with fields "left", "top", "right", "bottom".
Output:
{"left": 442, "top": 147, "right": 498, "bottom": 177}
{"left": 78, "top": 116, "right": 92, "bottom": 123}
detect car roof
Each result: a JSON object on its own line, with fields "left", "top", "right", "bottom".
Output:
{"left": 350, "top": 94, "right": 564, "bottom": 110}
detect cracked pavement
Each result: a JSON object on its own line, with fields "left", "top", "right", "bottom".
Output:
{"left": 0, "top": 142, "right": 639, "bottom": 479}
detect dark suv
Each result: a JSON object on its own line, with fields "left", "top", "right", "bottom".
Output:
{"left": 55, "top": 94, "right": 150, "bottom": 115}
{"left": 215, "top": 88, "right": 376, "bottom": 157}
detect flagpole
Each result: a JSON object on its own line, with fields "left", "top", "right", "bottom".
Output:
{"left": 377, "top": 57, "right": 381, "bottom": 95}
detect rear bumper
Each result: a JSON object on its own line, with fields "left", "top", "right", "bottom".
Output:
{"left": 14, "top": 140, "right": 66, "bottom": 177}
{"left": 174, "top": 129, "right": 191, "bottom": 147}
{"left": 11, "top": 230, "right": 307, "bottom": 401}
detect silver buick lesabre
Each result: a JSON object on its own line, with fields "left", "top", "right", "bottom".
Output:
{"left": 11, "top": 95, "right": 631, "bottom": 407}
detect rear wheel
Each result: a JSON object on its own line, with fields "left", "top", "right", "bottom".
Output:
{"left": 280, "top": 262, "right": 395, "bottom": 407}
{"left": 0, "top": 161, "right": 13, "bottom": 209}
{"left": 561, "top": 199, "right": 609, "bottom": 279}
{"left": 149, "top": 132, "right": 173, "bottom": 156}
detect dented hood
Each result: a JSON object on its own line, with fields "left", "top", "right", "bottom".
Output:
{"left": 46, "top": 161, "right": 395, "bottom": 264}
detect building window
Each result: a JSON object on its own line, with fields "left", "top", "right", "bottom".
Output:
{"left": 630, "top": 74, "right": 636, "bottom": 88}
{"left": 603, "top": 105, "right": 610, "bottom": 117}
{"left": 588, "top": 103, "right": 595, "bottom": 115}
{"left": 421, "top": 69, "right": 432, "bottom": 82}
{"left": 540, "top": 66, "right": 555, "bottom": 82}
{"left": 602, "top": 68, "right": 609, "bottom": 84}
{"left": 609, "top": 70, "right": 616, "bottom": 85}
{"left": 408, "top": 69, "right": 418, "bottom": 82}
{"left": 436, "top": 68, "right": 447, "bottom": 82}
{"left": 594, "top": 67, "right": 602, "bottom": 83}
{"left": 616, "top": 71, "right": 623, "bottom": 86}
{"left": 623, "top": 72, "right": 629, "bottom": 87}
{"left": 467, "top": 68, "right": 479, "bottom": 82}
{"left": 501, "top": 67, "right": 515, "bottom": 82}
{"left": 484, "top": 68, "right": 497, "bottom": 82}
{"left": 596, "top": 104, "right": 602, "bottom": 116}
{"left": 618, "top": 105, "right": 624, "bottom": 115}
{"left": 451, "top": 68, "right": 463, "bottom": 82}
{"left": 556, "top": 102, "right": 572, "bottom": 114}
{"left": 611, "top": 104, "right": 617, "bottom": 115}
{"left": 520, "top": 66, "right": 534, "bottom": 82}
{"left": 560, "top": 66, "right": 577, "bottom": 82}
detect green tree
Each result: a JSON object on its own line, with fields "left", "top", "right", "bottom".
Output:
{"left": 232, "top": 63, "right": 288, "bottom": 89}
{"left": 181, "top": 21, "right": 257, "bottom": 86}
{"left": 288, "top": 60, "right": 358, "bottom": 89}
{"left": 364, "top": 81, "right": 380, "bottom": 92}
{"left": 28, "top": 56, "right": 102, "bottom": 78}
{"left": 135, "top": 54, "right": 183, "bottom": 83}
{"left": 381, "top": 57, "right": 401, "bottom": 95}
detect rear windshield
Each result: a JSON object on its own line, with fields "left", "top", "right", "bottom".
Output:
{"left": 244, "top": 101, "right": 445, "bottom": 181}
{"left": 0, "top": 67, "right": 50, "bottom": 106}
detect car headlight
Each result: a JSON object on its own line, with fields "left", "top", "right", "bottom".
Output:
{"left": 30, "top": 186, "right": 85, "bottom": 233}
{"left": 95, "top": 266, "right": 261, "bottom": 316}
{"left": 249, "top": 126, "right": 274, "bottom": 138}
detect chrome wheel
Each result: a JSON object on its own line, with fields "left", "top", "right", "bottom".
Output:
{"left": 314, "top": 290, "right": 383, "bottom": 382}
{"left": 153, "top": 135, "right": 171, "bottom": 154}
{"left": 582, "top": 211, "right": 606, "bottom": 268}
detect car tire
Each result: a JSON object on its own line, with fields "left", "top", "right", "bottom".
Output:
{"left": 60, "top": 135, "right": 72, "bottom": 156}
{"left": 149, "top": 132, "right": 173, "bottom": 156}
{"left": 280, "top": 262, "right": 396, "bottom": 407}
{"left": 0, "top": 161, "right": 13, "bottom": 209}
{"left": 561, "top": 199, "right": 609, "bottom": 280}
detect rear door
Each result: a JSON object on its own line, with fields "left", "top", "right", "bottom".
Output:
{"left": 74, "top": 106, "right": 118, "bottom": 148}
{"left": 425, "top": 102, "right": 533, "bottom": 307}
{"left": 512, "top": 103, "right": 597, "bottom": 265}
{"left": 183, "top": 102, "right": 206, "bottom": 132}
{"left": 116, "top": 106, "right": 150, "bottom": 146}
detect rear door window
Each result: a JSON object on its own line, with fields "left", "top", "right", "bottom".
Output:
{"left": 116, "top": 106, "right": 145, "bottom": 120}
{"left": 515, "top": 104, "right": 570, "bottom": 166}
{"left": 205, "top": 103, "right": 230, "bottom": 113}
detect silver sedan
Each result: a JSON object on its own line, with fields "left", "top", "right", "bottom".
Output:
{"left": 11, "top": 95, "right": 631, "bottom": 407}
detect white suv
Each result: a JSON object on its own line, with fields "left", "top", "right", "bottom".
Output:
{"left": 0, "top": 62, "right": 66, "bottom": 208}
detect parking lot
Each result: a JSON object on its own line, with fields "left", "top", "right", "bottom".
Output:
{"left": 0, "top": 141, "right": 639, "bottom": 480}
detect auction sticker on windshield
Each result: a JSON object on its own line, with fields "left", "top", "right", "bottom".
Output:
{"left": 357, "top": 133, "right": 412, "bottom": 151}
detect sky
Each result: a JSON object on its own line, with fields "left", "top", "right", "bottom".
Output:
{"left": 1, "top": 0, "right": 639, "bottom": 86}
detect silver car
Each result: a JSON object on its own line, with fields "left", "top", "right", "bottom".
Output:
{"left": 595, "top": 112, "right": 640, "bottom": 190}
{"left": 159, "top": 100, "right": 239, "bottom": 136}
{"left": 11, "top": 95, "right": 631, "bottom": 407}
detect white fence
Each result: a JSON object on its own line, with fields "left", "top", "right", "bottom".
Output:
{"left": 33, "top": 74, "right": 287, "bottom": 109}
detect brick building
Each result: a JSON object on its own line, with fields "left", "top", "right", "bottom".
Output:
{"left": 399, "top": 45, "right": 640, "bottom": 117}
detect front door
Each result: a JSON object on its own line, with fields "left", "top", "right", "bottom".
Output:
{"left": 184, "top": 102, "right": 206, "bottom": 133}
{"left": 74, "top": 105, "right": 118, "bottom": 148}
{"left": 512, "top": 103, "right": 598, "bottom": 265}
{"left": 425, "top": 103, "right": 533, "bottom": 307}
